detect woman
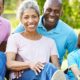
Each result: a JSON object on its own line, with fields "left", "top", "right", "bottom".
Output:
{"left": 6, "top": 0, "right": 66, "bottom": 80}
{"left": 67, "top": 33, "right": 80, "bottom": 80}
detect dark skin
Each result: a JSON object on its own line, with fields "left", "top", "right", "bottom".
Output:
{"left": 0, "top": 41, "right": 7, "bottom": 52}
{"left": 43, "top": 0, "right": 62, "bottom": 31}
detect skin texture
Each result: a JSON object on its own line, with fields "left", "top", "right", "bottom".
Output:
{"left": 43, "top": 0, "right": 62, "bottom": 31}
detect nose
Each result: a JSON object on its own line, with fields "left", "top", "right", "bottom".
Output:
{"left": 49, "top": 11, "right": 55, "bottom": 17}
{"left": 28, "top": 17, "right": 33, "bottom": 23}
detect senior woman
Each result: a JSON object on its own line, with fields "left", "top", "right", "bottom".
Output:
{"left": 6, "top": 0, "right": 66, "bottom": 80}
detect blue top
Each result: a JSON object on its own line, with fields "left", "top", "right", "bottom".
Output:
{"left": 15, "top": 16, "right": 77, "bottom": 65}
{"left": 67, "top": 49, "right": 80, "bottom": 80}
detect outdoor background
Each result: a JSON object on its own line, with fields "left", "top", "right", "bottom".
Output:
{"left": 4, "top": 0, "right": 80, "bottom": 30}
{"left": 3, "top": 0, "right": 80, "bottom": 70}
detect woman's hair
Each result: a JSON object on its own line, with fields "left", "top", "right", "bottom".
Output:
{"left": 17, "top": 0, "right": 40, "bottom": 19}
{"left": 77, "top": 33, "right": 80, "bottom": 48}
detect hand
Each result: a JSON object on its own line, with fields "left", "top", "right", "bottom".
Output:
{"left": 14, "top": 71, "right": 23, "bottom": 79}
{"left": 29, "top": 62, "right": 44, "bottom": 75}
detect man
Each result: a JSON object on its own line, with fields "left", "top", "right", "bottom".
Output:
{"left": 0, "top": 0, "right": 11, "bottom": 79}
{"left": 15, "top": 0, "right": 77, "bottom": 66}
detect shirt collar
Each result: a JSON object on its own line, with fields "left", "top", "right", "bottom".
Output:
{"left": 38, "top": 16, "right": 62, "bottom": 34}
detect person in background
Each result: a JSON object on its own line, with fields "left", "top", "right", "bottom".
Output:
{"left": 14, "top": 0, "right": 77, "bottom": 66}
{"left": 67, "top": 33, "right": 80, "bottom": 80}
{"left": 0, "top": 0, "right": 11, "bottom": 79}
{"left": 6, "top": 0, "right": 66, "bottom": 80}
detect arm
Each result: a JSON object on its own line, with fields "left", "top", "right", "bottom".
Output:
{"left": 50, "top": 55, "right": 60, "bottom": 69}
{"left": 50, "top": 39, "right": 60, "bottom": 68}
{"left": 67, "top": 52, "right": 80, "bottom": 79}
{"left": 6, "top": 52, "right": 31, "bottom": 71}
{"left": 0, "top": 41, "right": 7, "bottom": 52}
{"left": 66, "top": 31, "right": 78, "bottom": 53}
{"left": 70, "top": 65, "right": 80, "bottom": 79}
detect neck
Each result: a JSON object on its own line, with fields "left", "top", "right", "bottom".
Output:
{"left": 42, "top": 18, "right": 58, "bottom": 31}
{"left": 22, "top": 31, "right": 41, "bottom": 40}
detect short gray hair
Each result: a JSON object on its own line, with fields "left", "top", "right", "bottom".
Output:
{"left": 17, "top": 0, "right": 40, "bottom": 19}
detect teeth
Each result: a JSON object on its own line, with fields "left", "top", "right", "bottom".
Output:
{"left": 48, "top": 18, "right": 54, "bottom": 22}
{"left": 28, "top": 25, "right": 35, "bottom": 28}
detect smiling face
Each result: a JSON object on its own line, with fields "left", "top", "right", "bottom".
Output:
{"left": 21, "top": 8, "right": 39, "bottom": 33}
{"left": 43, "top": 0, "right": 62, "bottom": 29}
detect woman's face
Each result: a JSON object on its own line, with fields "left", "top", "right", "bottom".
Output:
{"left": 21, "top": 8, "right": 39, "bottom": 32}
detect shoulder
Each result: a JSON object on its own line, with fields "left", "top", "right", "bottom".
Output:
{"left": 68, "top": 49, "right": 79, "bottom": 58}
{"left": 8, "top": 33, "right": 20, "bottom": 40}
{"left": 59, "top": 20, "right": 77, "bottom": 37}
{"left": 42, "top": 36, "right": 56, "bottom": 44}
{"left": 0, "top": 16, "right": 10, "bottom": 23}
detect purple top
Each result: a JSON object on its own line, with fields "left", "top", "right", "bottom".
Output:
{"left": 0, "top": 16, "right": 11, "bottom": 44}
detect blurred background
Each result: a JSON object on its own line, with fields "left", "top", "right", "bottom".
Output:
{"left": 3, "top": 0, "right": 80, "bottom": 32}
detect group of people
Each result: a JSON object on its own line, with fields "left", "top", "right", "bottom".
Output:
{"left": 0, "top": 0, "right": 80, "bottom": 80}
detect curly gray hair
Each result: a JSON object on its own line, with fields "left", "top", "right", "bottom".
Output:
{"left": 17, "top": 0, "right": 40, "bottom": 19}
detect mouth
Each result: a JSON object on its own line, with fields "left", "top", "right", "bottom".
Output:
{"left": 28, "top": 24, "right": 35, "bottom": 28}
{"left": 48, "top": 17, "right": 55, "bottom": 23}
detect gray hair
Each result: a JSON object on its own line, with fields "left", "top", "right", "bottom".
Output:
{"left": 17, "top": 0, "right": 40, "bottom": 19}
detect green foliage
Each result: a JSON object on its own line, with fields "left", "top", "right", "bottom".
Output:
{"left": 37, "top": 0, "right": 45, "bottom": 15}
{"left": 61, "top": 0, "right": 80, "bottom": 28}
{"left": 4, "top": 0, "right": 80, "bottom": 29}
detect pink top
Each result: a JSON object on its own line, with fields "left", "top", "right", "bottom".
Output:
{"left": 0, "top": 16, "right": 11, "bottom": 44}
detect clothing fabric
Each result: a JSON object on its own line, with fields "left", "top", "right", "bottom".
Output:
{"left": 0, "top": 51, "right": 6, "bottom": 80}
{"left": 0, "top": 16, "right": 11, "bottom": 44}
{"left": 67, "top": 49, "right": 80, "bottom": 80}
{"left": 15, "top": 16, "right": 77, "bottom": 65}
{"left": 6, "top": 33, "right": 58, "bottom": 63}
{"left": 12, "top": 63, "right": 57, "bottom": 80}
{"left": 6, "top": 33, "right": 58, "bottom": 79}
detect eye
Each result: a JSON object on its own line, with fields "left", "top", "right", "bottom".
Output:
{"left": 24, "top": 16, "right": 29, "bottom": 19}
{"left": 46, "top": 8, "right": 52, "bottom": 12}
{"left": 32, "top": 15, "right": 38, "bottom": 18}
{"left": 54, "top": 10, "right": 60, "bottom": 14}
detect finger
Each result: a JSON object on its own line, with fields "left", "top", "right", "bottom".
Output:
{"left": 33, "top": 68, "right": 38, "bottom": 75}
{"left": 36, "top": 63, "right": 44, "bottom": 70}
{"left": 35, "top": 66, "right": 41, "bottom": 73}
{"left": 19, "top": 71, "right": 22, "bottom": 77}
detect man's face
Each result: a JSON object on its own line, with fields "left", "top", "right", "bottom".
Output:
{"left": 0, "top": 0, "right": 4, "bottom": 15}
{"left": 43, "top": 0, "right": 61, "bottom": 28}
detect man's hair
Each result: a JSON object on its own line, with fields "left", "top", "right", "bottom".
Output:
{"left": 46, "top": 0, "right": 62, "bottom": 4}
{"left": 44, "top": 0, "right": 62, "bottom": 9}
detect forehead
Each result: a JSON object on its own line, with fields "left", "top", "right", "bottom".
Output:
{"left": 23, "top": 8, "right": 38, "bottom": 16}
{"left": 44, "top": 0, "right": 61, "bottom": 10}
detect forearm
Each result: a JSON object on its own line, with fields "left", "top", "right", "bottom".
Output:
{"left": 0, "top": 41, "right": 7, "bottom": 52}
{"left": 50, "top": 55, "right": 60, "bottom": 69}
{"left": 71, "top": 66, "right": 80, "bottom": 79}
{"left": 7, "top": 61, "right": 31, "bottom": 71}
